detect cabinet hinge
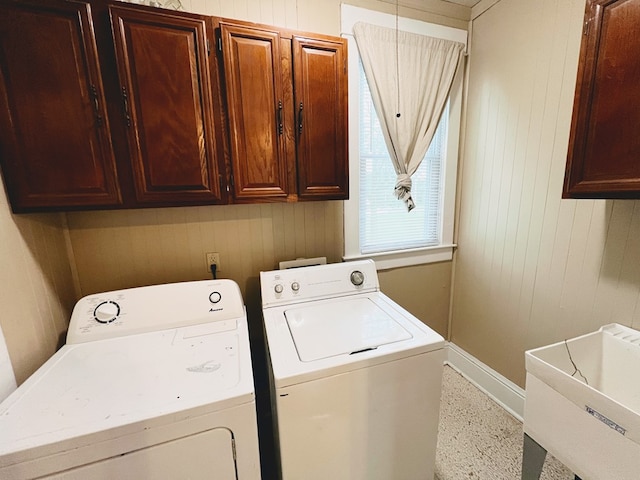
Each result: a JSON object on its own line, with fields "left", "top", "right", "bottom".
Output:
{"left": 206, "top": 38, "right": 211, "bottom": 56}
{"left": 583, "top": 18, "right": 590, "bottom": 36}
{"left": 218, "top": 36, "right": 222, "bottom": 52}
{"left": 230, "top": 173, "right": 234, "bottom": 188}
{"left": 231, "top": 438, "right": 237, "bottom": 461}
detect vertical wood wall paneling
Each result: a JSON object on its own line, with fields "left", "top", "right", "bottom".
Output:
{"left": 515, "top": 0, "right": 566, "bottom": 360}
{"left": 618, "top": 202, "right": 640, "bottom": 325}
{"left": 59, "top": 0, "right": 465, "bottom": 365}
{"left": 0, "top": 0, "right": 470, "bottom": 384}
{"left": 66, "top": 202, "right": 345, "bottom": 297}
{"left": 0, "top": 176, "right": 75, "bottom": 384}
{"left": 591, "top": 201, "right": 635, "bottom": 323}
{"left": 447, "top": 0, "right": 640, "bottom": 386}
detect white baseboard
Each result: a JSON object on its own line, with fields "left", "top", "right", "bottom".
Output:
{"left": 445, "top": 342, "right": 525, "bottom": 422}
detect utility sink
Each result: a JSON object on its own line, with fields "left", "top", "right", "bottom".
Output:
{"left": 522, "top": 324, "right": 640, "bottom": 480}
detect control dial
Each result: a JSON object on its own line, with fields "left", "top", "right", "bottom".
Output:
{"left": 94, "top": 301, "right": 120, "bottom": 324}
{"left": 350, "top": 270, "right": 365, "bottom": 286}
{"left": 209, "top": 291, "right": 222, "bottom": 304}
{"left": 291, "top": 282, "right": 300, "bottom": 292}
{"left": 274, "top": 284, "right": 284, "bottom": 294}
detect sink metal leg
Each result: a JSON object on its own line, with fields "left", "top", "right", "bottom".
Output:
{"left": 522, "top": 433, "right": 547, "bottom": 480}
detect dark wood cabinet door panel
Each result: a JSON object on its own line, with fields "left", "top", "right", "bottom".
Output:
{"left": 0, "top": 0, "right": 121, "bottom": 211}
{"left": 0, "top": 4, "right": 349, "bottom": 211}
{"left": 293, "top": 36, "right": 348, "bottom": 200}
{"left": 220, "top": 23, "right": 289, "bottom": 200}
{"left": 110, "top": 6, "right": 225, "bottom": 204}
{"left": 564, "top": 0, "right": 640, "bottom": 197}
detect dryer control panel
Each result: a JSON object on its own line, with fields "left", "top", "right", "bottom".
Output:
{"left": 67, "top": 280, "right": 245, "bottom": 344}
{"left": 260, "top": 259, "right": 379, "bottom": 308}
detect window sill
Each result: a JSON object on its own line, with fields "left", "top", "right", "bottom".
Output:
{"left": 343, "top": 244, "right": 456, "bottom": 270}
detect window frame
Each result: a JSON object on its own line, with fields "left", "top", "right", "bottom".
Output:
{"left": 341, "top": 4, "right": 466, "bottom": 270}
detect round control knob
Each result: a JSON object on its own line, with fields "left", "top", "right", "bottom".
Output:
{"left": 350, "top": 270, "right": 365, "bottom": 286}
{"left": 274, "top": 284, "right": 284, "bottom": 294}
{"left": 209, "top": 291, "right": 222, "bottom": 304}
{"left": 291, "top": 282, "right": 300, "bottom": 292}
{"left": 94, "top": 301, "right": 120, "bottom": 324}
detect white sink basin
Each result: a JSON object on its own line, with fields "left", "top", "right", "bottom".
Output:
{"left": 524, "top": 323, "right": 640, "bottom": 480}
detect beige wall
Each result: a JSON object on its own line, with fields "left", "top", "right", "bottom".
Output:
{"left": 379, "top": 263, "right": 452, "bottom": 337}
{"left": 0, "top": 177, "right": 76, "bottom": 384}
{"left": 7, "top": 0, "right": 640, "bottom": 403}
{"left": 65, "top": 0, "right": 466, "bottom": 336}
{"left": 182, "top": 0, "right": 470, "bottom": 32}
{"left": 66, "top": 203, "right": 344, "bottom": 319}
{"left": 1, "top": 0, "right": 467, "bottom": 383}
{"left": 451, "top": 0, "right": 640, "bottom": 387}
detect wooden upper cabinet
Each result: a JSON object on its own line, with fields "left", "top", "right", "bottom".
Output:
{"left": 293, "top": 35, "right": 348, "bottom": 200}
{"left": 564, "top": 0, "right": 640, "bottom": 198}
{"left": 109, "top": 5, "right": 226, "bottom": 205}
{"left": 0, "top": 3, "right": 346, "bottom": 211}
{"left": 219, "top": 22, "right": 290, "bottom": 200}
{"left": 0, "top": 0, "right": 121, "bottom": 211}
{"left": 218, "top": 20, "right": 348, "bottom": 202}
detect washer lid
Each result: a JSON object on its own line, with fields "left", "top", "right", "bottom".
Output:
{"left": 285, "top": 297, "right": 413, "bottom": 361}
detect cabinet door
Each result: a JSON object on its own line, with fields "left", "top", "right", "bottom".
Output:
{"left": 564, "top": 0, "right": 640, "bottom": 198}
{"left": 110, "top": 6, "right": 226, "bottom": 205}
{"left": 220, "top": 23, "right": 290, "bottom": 200}
{"left": 0, "top": 0, "right": 121, "bottom": 211}
{"left": 293, "top": 36, "right": 348, "bottom": 200}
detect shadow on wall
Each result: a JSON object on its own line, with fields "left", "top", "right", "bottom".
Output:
{"left": 243, "top": 274, "right": 279, "bottom": 479}
{"left": 1, "top": 206, "right": 76, "bottom": 383}
{"left": 12, "top": 212, "right": 77, "bottom": 306}
{"left": 601, "top": 200, "right": 640, "bottom": 282}
{"left": 65, "top": 202, "right": 343, "bottom": 298}
{"left": 594, "top": 199, "right": 640, "bottom": 326}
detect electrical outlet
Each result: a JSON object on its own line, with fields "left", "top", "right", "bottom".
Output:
{"left": 206, "top": 252, "right": 221, "bottom": 272}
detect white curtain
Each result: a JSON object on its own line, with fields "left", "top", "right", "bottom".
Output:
{"left": 353, "top": 22, "right": 464, "bottom": 211}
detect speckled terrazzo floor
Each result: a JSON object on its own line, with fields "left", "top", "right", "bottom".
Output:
{"left": 435, "top": 366, "right": 574, "bottom": 480}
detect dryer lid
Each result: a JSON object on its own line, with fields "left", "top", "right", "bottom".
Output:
{"left": 0, "top": 324, "right": 254, "bottom": 459}
{"left": 284, "top": 297, "right": 412, "bottom": 362}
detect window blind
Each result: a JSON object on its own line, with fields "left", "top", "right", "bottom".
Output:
{"left": 358, "top": 63, "right": 447, "bottom": 254}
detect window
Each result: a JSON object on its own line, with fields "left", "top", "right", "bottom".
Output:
{"left": 359, "top": 61, "right": 448, "bottom": 254}
{"left": 341, "top": 5, "right": 466, "bottom": 270}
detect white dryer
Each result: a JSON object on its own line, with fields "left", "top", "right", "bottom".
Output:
{"left": 260, "top": 260, "right": 445, "bottom": 480}
{"left": 0, "top": 280, "right": 261, "bottom": 480}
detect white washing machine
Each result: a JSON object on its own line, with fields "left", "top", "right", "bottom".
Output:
{"left": 0, "top": 280, "right": 261, "bottom": 480}
{"left": 260, "top": 260, "right": 445, "bottom": 480}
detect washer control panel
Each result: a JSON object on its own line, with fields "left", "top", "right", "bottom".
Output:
{"left": 67, "top": 279, "right": 245, "bottom": 344}
{"left": 93, "top": 300, "right": 120, "bottom": 323}
{"left": 350, "top": 270, "right": 365, "bottom": 286}
{"left": 260, "top": 259, "right": 379, "bottom": 308}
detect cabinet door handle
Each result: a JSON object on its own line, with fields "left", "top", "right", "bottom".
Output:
{"left": 90, "top": 85, "right": 103, "bottom": 127}
{"left": 277, "top": 100, "right": 283, "bottom": 135}
{"left": 298, "top": 102, "right": 303, "bottom": 134}
{"left": 121, "top": 86, "right": 131, "bottom": 127}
